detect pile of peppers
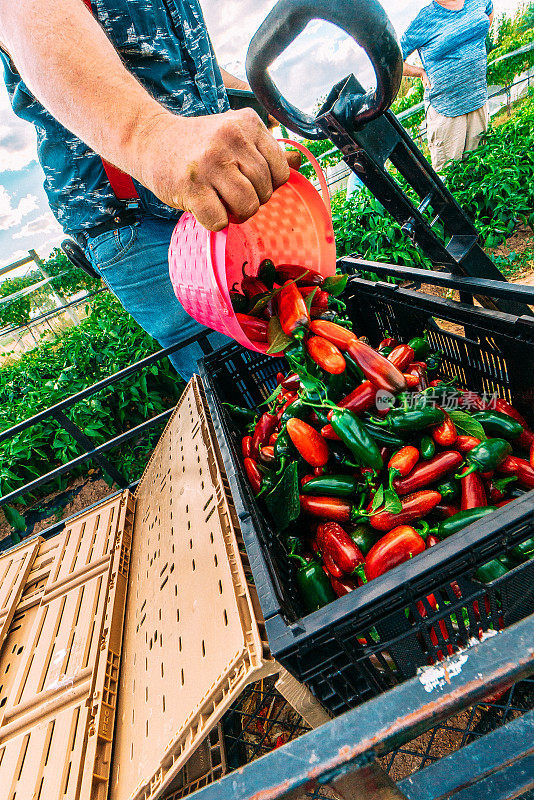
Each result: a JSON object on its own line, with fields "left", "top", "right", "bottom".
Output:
{"left": 228, "top": 263, "right": 534, "bottom": 614}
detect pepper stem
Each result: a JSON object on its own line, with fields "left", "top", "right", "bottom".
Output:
{"left": 288, "top": 551, "right": 308, "bottom": 568}
{"left": 454, "top": 463, "right": 478, "bottom": 479}
{"left": 388, "top": 468, "right": 400, "bottom": 491}
{"left": 354, "top": 564, "right": 367, "bottom": 584}
{"left": 414, "top": 521, "right": 430, "bottom": 540}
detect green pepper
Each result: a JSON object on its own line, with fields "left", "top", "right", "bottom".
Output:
{"left": 329, "top": 445, "right": 360, "bottom": 470}
{"left": 230, "top": 291, "right": 248, "bottom": 313}
{"left": 431, "top": 506, "right": 497, "bottom": 539}
{"left": 426, "top": 352, "right": 441, "bottom": 373}
{"left": 475, "top": 558, "right": 509, "bottom": 583}
{"left": 362, "top": 422, "right": 405, "bottom": 450}
{"left": 350, "top": 524, "right": 377, "bottom": 556}
{"left": 258, "top": 258, "right": 276, "bottom": 290}
{"left": 436, "top": 479, "right": 460, "bottom": 500}
{"left": 274, "top": 426, "right": 295, "bottom": 469}
{"left": 510, "top": 536, "right": 534, "bottom": 563}
{"left": 420, "top": 434, "right": 436, "bottom": 460}
{"left": 472, "top": 411, "right": 523, "bottom": 440}
{"left": 288, "top": 552, "right": 336, "bottom": 611}
{"left": 460, "top": 438, "right": 512, "bottom": 478}
{"left": 379, "top": 406, "right": 445, "bottom": 433}
{"left": 301, "top": 475, "right": 359, "bottom": 498}
{"left": 330, "top": 409, "right": 383, "bottom": 472}
{"left": 344, "top": 352, "right": 365, "bottom": 382}
{"left": 408, "top": 334, "right": 430, "bottom": 360}
{"left": 224, "top": 403, "right": 256, "bottom": 423}
{"left": 380, "top": 346, "right": 393, "bottom": 357}
{"left": 326, "top": 372, "right": 347, "bottom": 403}
{"left": 280, "top": 399, "right": 308, "bottom": 426}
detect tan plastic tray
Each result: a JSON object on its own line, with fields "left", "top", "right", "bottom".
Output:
{"left": 0, "top": 491, "right": 133, "bottom": 800}
{"left": 110, "top": 378, "right": 274, "bottom": 800}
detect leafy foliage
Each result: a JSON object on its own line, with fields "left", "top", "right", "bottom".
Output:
{"left": 0, "top": 292, "right": 184, "bottom": 501}
{"left": 488, "top": 3, "right": 534, "bottom": 85}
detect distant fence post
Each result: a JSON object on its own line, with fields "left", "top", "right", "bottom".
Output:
{"left": 28, "top": 248, "right": 80, "bottom": 325}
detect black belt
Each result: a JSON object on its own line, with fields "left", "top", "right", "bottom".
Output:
{"left": 75, "top": 209, "right": 139, "bottom": 247}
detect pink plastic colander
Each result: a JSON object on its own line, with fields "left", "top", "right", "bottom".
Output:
{"left": 168, "top": 140, "right": 336, "bottom": 355}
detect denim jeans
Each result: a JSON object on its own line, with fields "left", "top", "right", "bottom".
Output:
{"left": 85, "top": 216, "right": 231, "bottom": 380}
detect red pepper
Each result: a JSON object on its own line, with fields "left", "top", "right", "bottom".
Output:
{"left": 392, "top": 451, "right": 463, "bottom": 496}
{"left": 426, "top": 534, "right": 441, "bottom": 547}
{"left": 495, "top": 398, "right": 534, "bottom": 450}
{"left": 432, "top": 409, "right": 457, "bottom": 446}
{"left": 287, "top": 418, "right": 329, "bottom": 467}
{"left": 403, "top": 373, "right": 420, "bottom": 388}
{"left": 347, "top": 339, "right": 407, "bottom": 393}
{"left": 244, "top": 457, "right": 262, "bottom": 495}
{"left": 458, "top": 393, "right": 487, "bottom": 411}
{"left": 306, "top": 336, "right": 346, "bottom": 375}
{"left": 241, "top": 276, "right": 269, "bottom": 300}
{"left": 320, "top": 424, "right": 341, "bottom": 441}
{"left": 531, "top": 439, "right": 534, "bottom": 469}
{"left": 241, "top": 436, "right": 253, "bottom": 458}
{"left": 387, "top": 344, "right": 415, "bottom": 371}
{"left": 301, "top": 474, "right": 314, "bottom": 487}
{"left": 365, "top": 525, "right": 426, "bottom": 581}
{"left": 417, "top": 593, "right": 439, "bottom": 616}
{"left": 433, "top": 503, "right": 460, "bottom": 519}
{"left": 236, "top": 313, "right": 269, "bottom": 343}
{"left": 317, "top": 522, "right": 365, "bottom": 575}
{"left": 252, "top": 413, "right": 277, "bottom": 458}
{"left": 455, "top": 435, "right": 481, "bottom": 453}
{"left": 259, "top": 445, "right": 276, "bottom": 466}
{"left": 320, "top": 547, "right": 344, "bottom": 579}
{"left": 301, "top": 287, "right": 329, "bottom": 312}
{"left": 313, "top": 466, "right": 325, "bottom": 476}
{"left": 406, "top": 363, "right": 428, "bottom": 391}
{"left": 497, "top": 455, "right": 534, "bottom": 488}
{"left": 300, "top": 495, "right": 352, "bottom": 523}
{"left": 487, "top": 476, "right": 517, "bottom": 503}
{"left": 281, "top": 373, "right": 301, "bottom": 391}
{"left": 388, "top": 446, "right": 419, "bottom": 479}
{"left": 269, "top": 432, "right": 279, "bottom": 446}
{"left": 275, "top": 264, "right": 324, "bottom": 286}
{"left": 276, "top": 372, "right": 285, "bottom": 385}
{"left": 329, "top": 381, "right": 377, "bottom": 417}
{"left": 496, "top": 499, "right": 514, "bottom": 507}
{"left": 369, "top": 490, "right": 442, "bottom": 531}
{"left": 460, "top": 467, "right": 487, "bottom": 510}
{"left": 309, "top": 319, "right": 356, "bottom": 350}
{"left": 378, "top": 337, "right": 398, "bottom": 350}
{"left": 278, "top": 281, "right": 310, "bottom": 335}
{"left": 330, "top": 575, "right": 357, "bottom": 597}
{"left": 380, "top": 446, "right": 390, "bottom": 463}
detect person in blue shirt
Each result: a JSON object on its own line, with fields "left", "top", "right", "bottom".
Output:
{"left": 401, "top": 0, "right": 494, "bottom": 172}
{"left": 0, "top": 0, "right": 298, "bottom": 380}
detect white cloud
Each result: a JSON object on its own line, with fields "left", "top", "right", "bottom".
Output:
{"left": 12, "top": 212, "right": 62, "bottom": 240}
{"left": 0, "top": 186, "right": 39, "bottom": 231}
{"left": 0, "top": 87, "right": 37, "bottom": 172}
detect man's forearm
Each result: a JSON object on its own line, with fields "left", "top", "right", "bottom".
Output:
{"left": 0, "top": 0, "right": 173, "bottom": 178}
{"left": 403, "top": 62, "right": 425, "bottom": 79}
{"left": 220, "top": 67, "right": 249, "bottom": 92}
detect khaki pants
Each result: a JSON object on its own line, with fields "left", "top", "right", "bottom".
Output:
{"left": 426, "top": 104, "right": 488, "bottom": 172}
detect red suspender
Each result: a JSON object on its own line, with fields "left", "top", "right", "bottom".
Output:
{"left": 82, "top": 0, "right": 140, "bottom": 201}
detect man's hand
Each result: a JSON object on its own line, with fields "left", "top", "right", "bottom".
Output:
{"left": 137, "top": 107, "right": 299, "bottom": 231}
{"left": 421, "top": 70, "right": 431, "bottom": 90}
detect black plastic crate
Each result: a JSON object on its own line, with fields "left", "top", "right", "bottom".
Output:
{"left": 199, "top": 273, "right": 534, "bottom": 716}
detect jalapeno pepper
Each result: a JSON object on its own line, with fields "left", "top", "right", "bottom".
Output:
{"left": 344, "top": 352, "right": 366, "bottom": 382}
{"left": 403, "top": 373, "right": 420, "bottom": 389}
{"left": 306, "top": 335, "right": 346, "bottom": 375}
{"left": 301, "top": 475, "right": 359, "bottom": 497}
{"left": 330, "top": 409, "right": 383, "bottom": 472}
{"left": 258, "top": 259, "right": 276, "bottom": 290}
{"left": 459, "top": 467, "right": 487, "bottom": 510}
{"left": 420, "top": 434, "right": 436, "bottom": 460}
{"left": 455, "top": 435, "right": 481, "bottom": 453}
{"left": 497, "top": 455, "right": 534, "bottom": 488}
{"left": 408, "top": 334, "right": 430, "bottom": 360}
{"left": 236, "top": 313, "right": 269, "bottom": 343}
{"left": 426, "top": 352, "right": 441, "bottom": 374}
{"left": 475, "top": 559, "right": 509, "bottom": 583}
{"left": 432, "top": 503, "right": 460, "bottom": 519}
{"left": 331, "top": 381, "right": 377, "bottom": 417}
{"left": 350, "top": 524, "right": 377, "bottom": 556}
{"left": 430, "top": 506, "right": 497, "bottom": 539}
{"left": 406, "top": 363, "right": 428, "bottom": 391}
{"left": 365, "top": 525, "right": 427, "bottom": 581}
{"left": 471, "top": 411, "right": 523, "bottom": 440}
{"left": 369, "top": 490, "right": 442, "bottom": 532}
{"left": 309, "top": 319, "right": 356, "bottom": 350}
{"left": 276, "top": 264, "right": 324, "bottom": 286}
{"left": 280, "top": 399, "right": 309, "bottom": 426}
{"left": 432, "top": 409, "right": 457, "bottom": 446}
{"left": 328, "top": 444, "right": 360, "bottom": 471}
{"left": 346, "top": 339, "right": 407, "bottom": 393}
{"left": 377, "top": 407, "right": 445, "bottom": 434}
{"left": 487, "top": 476, "right": 517, "bottom": 503}
{"left": 330, "top": 575, "right": 357, "bottom": 597}
{"left": 531, "top": 440, "right": 534, "bottom": 469}
{"left": 300, "top": 495, "right": 353, "bottom": 523}
{"left": 392, "top": 451, "right": 463, "bottom": 496}
{"left": 281, "top": 373, "right": 301, "bottom": 391}
{"left": 278, "top": 281, "right": 310, "bottom": 336}
{"left": 225, "top": 403, "right": 256, "bottom": 424}
{"left": 252, "top": 413, "right": 278, "bottom": 459}
{"left": 388, "top": 446, "right": 419, "bottom": 482}
{"left": 286, "top": 418, "right": 329, "bottom": 468}
{"left": 244, "top": 458, "right": 263, "bottom": 495}
{"left": 426, "top": 534, "right": 441, "bottom": 547}
{"left": 325, "top": 372, "right": 347, "bottom": 403}
{"left": 230, "top": 291, "right": 248, "bottom": 313}
{"left": 317, "top": 522, "right": 366, "bottom": 577}
{"left": 387, "top": 344, "right": 416, "bottom": 371}
{"left": 494, "top": 399, "right": 534, "bottom": 450}
{"left": 436, "top": 479, "right": 460, "bottom": 500}
{"left": 241, "top": 275, "right": 269, "bottom": 300}
{"left": 288, "top": 551, "right": 336, "bottom": 611}
{"left": 460, "top": 438, "right": 512, "bottom": 477}
{"left": 378, "top": 337, "right": 398, "bottom": 351}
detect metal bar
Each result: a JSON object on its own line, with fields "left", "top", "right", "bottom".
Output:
{"left": 0, "top": 289, "right": 106, "bottom": 338}
{"left": 0, "top": 408, "right": 172, "bottom": 506}
{"left": 398, "top": 708, "right": 534, "bottom": 800}
{"left": 0, "top": 254, "right": 34, "bottom": 277}
{"left": 54, "top": 409, "right": 127, "bottom": 488}
{"left": 0, "top": 334, "right": 207, "bottom": 444}
{"left": 186, "top": 616, "right": 534, "bottom": 800}
{"left": 340, "top": 258, "right": 534, "bottom": 305}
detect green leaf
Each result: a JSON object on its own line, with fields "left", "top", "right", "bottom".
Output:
{"left": 322, "top": 275, "right": 348, "bottom": 297}
{"left": 383, "top": 487, "right": 402, "bottom": 514}
{"left": 259, "top": 383, "right": 283, "bottom": 407}
{"left": 267, "top": 317, "right": 292, "bottom": 355}
{"left": 303, "top": 288, "right": 318, "bottom": 314}
{"left": 264, "top": 461, "right": 300, "bottom": 531}
{"left": 2, "top": 505, "right": 26, "bottom": 532}
{"left": 371, "top": 484, "right": 384, "bottom": 513}
{"left": 448, "top": 409, "right": 487, "bottom": 441}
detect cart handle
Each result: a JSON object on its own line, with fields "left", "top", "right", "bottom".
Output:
{"left": 246, "top": 0, "right": 403, "bottom": 140}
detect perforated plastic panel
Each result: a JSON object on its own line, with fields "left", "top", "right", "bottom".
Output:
{"left": 110, "top": 378, "right": 274, "bottom": 800}
{"left": 0, "top": 492, "right": 133, "bottom": 800}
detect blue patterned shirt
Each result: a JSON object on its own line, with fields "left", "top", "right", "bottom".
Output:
{"left": 0, "top": 0, "right": 229, "bottom": 234}
{"left": 401, "top": 0, "right": 493, "bottom": 117}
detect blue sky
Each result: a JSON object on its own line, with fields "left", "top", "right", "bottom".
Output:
{"left": 0, "top": 0, "right": 522, "bottom": 273}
